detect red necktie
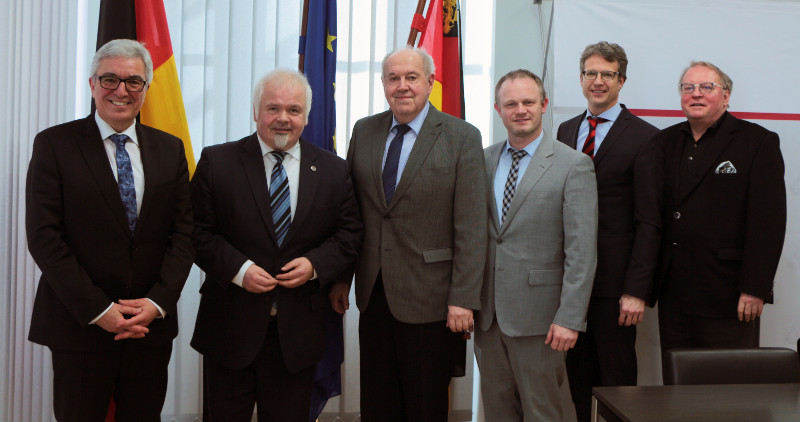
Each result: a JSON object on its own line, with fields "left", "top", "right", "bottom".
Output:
{"left": 582, "top": 116, "right": 609, "bottom": 159}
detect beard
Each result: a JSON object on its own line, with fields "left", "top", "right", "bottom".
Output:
{"left": 274, "top": 133, "right": 290, "bottom": 150}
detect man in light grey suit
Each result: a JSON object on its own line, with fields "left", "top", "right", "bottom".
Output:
{"left": 334, "top": 47, "right": 487, "bottom": 421}
{"left": 476, "top": 69, "right": 598, "bottom": 421}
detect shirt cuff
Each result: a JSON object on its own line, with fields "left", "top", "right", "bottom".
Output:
{"left": 146, "top": 298, "right": 167, "bottom": 318}
{"left": 233, "top": 260, "right": 254, "bottom": 287}
{"left": 89, "top": 303, "right": 115, "bottom": 324}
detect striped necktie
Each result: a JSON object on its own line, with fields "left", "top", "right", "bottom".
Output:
{"left": 582, "top": 116, "right": 609, "bottom": 159}
{"left": 269, "top": 151, "right": 291, "bottom": 246}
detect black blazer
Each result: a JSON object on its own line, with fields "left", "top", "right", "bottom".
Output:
{"left": 557, "top": 105, "right": 661, "bottom": 301}
{"left": 651, "top": 112, "right": 786, "bottom": 318}
{"left": 190, "top": 135, "right": 362, "bottom": 373}
{"left": 26, "top": 115, "right": 195, "bottom": 350}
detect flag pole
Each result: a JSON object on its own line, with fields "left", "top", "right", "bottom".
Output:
{"left": 299, "top": 0, "right": 311, "bottom": 72}
{"left": 407, "top": 0, "right": 429, "bottom": 47}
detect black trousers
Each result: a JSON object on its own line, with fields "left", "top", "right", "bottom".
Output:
{"left": 204, "top": 318, "right": 315, "bottom": 422}
{"left": 566, "top": 297, "right": 638, "bottom": 422}
{"left": 359, "top": 277, "right": 460, "bottom": 422}
{"left": 51, "top": 340, "right": 172, "bottom": 422}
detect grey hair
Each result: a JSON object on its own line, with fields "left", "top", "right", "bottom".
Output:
{"left": 679, "top": 61, "right": 733, "bottom": 93}
{"left": 381, "top": 47, "right": 436, "bottom": 79}
{"left": 252, "top": 69, "right": 313, "bottom": 123}
{"left": 91, "top": 39, "right": 154, "bottom": 83}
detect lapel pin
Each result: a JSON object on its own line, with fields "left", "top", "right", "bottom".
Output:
{"left": 311, "top": 165, "right": 317, "bottom": 172}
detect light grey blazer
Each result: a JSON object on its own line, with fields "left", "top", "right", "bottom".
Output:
{"left": 346, "top": 106, "right": 488, "bottom": 323}
{"left": 478, "top": 136, "right": 598, "bottom": 336}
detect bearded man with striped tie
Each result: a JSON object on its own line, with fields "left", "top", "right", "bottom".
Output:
{"left": 190, "top": 69, "right": 362, "bottom": 422}
{"left": 477, "top": 69, "right": 598, "bottom": 421}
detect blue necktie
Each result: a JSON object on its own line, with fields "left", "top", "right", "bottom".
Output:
{"left": 382, "top": 124, "right": 411, "bottom": 204}
{"left": 270, "top": 151, "right": 291, "bottom": 246}
{"left": 110, "top": 134, "right": 137, "bottom": 234}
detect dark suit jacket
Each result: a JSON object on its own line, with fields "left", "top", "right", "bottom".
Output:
{"left": 190, "top": 135, "right": 362, "bottom": 373}
{"left": 346, "top": 106, "right": 487, "bottom": 324}
{"left": 651, "top": 112, "right": 786, "bottom": 318}
{"left": 26, "top": 115, "right": 194, "bottom": 350}
{"left": 557, "top": 105, "right": 661, "bottom": 301}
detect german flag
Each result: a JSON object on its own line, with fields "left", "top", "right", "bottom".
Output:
{"left": 417, "top": 0, "right": 465, "bottom": 119}
{"left": 96, "top": 0, "right": 195, "bottom": 176}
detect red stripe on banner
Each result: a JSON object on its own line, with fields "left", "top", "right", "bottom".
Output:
{"left": 135, "top": 0, "right": 173, "bottom": 69}
{"left": 629, "top": 109, "right": 800, "bottom": 121}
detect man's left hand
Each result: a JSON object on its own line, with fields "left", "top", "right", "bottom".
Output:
{"left": 618, "top": 294, "right": 645, "bottom": 326}
{"left": 276, "top": 257, "right": 314, "bottom": 288}
{"left": 545, "top": 323, "right": 578, "bottom": 351}
{"left": 738, "top": 293, "right": 764, "bottom": 322}
{"left": 116, "top": 298, "right": 161, "bottom": 340}
{"left": 446, "top": 305, "right": 473, "bottom": 333}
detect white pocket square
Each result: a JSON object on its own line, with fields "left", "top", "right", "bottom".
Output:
{"left": 715, "top": 161, "right": 737, "bottom": 174}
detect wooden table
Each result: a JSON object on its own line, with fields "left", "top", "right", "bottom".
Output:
{"left": 591, "top": 383, "right": 800, "bottom": 422}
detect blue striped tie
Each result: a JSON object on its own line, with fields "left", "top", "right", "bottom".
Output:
{"left": 270, "top": 151, "right": 291, "bottom": 246}
{"left": 110, "top": 134, "right": 137, "bottom": 234}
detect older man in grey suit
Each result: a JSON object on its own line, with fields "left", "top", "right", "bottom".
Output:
{"left": 476, "top": 69, "right": 598, "bottom": 421}
{"left": 334, "top": 47, "right": 487, "bottom": 421}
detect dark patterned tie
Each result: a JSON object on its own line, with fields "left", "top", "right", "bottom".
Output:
{"left": 382, "top": 124, "right": 411, "bottom": 204}
{"left": 110, "top": 134, "right": 137, "bottom": 234}
{"left": 501, "top": 148, "right": 528, "bottom": 224}
{"left": 270, "top": 151, "right": 291, "bottom": 246}
{"left": 582, "top": 116, "right": 609, "bottom": 159}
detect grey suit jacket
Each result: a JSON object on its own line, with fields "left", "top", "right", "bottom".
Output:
{"left": 346, "top": 105, "right": 488, "bottom": 323}
{"left": 478, "top": 136, "right": 598, "bottom": 337}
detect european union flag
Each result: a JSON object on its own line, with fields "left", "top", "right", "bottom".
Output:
{"left": 300, "top": 0, "right": 337, "bottom": 153}
{"left": 299, "top": 2, "right": 340, "bottom": 421}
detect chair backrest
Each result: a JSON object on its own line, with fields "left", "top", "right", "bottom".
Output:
{"left": 663, "top": 347, "right": 800, "bottom": 385}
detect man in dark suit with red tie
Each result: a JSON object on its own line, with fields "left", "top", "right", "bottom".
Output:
{"left": 556, "top": 41, "right": 661, "bottom": 422}
{"left": 190, "top": 69, "right": 362, "bottom": 421}
{"left": 652, "top": 61, "right": 786, "bottom": 365}
{"left": 26, "top": 39, "right": 194, "bottom": 422}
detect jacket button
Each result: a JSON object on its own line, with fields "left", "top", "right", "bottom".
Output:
{"left": 673, "top": 242, "right": 678, "bottom": 247}
{"left": 384, "top": 215, "right": 390, "bottom": 221}
{"left": 673, "top": 211, "right": 681, "bottom": 220}
{"left": 497, "top": 238, "right": 503, "bottom": 244}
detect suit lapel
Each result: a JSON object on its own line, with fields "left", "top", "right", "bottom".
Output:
{"left": 75, "top": 116, "right": 132, "bottom": 237}
{"left": 136, "top": 124, "right": 159, "bottom": 235}
{"left": 485, "top": 142, "right": 504, "bottom": 233}
{"left": 390, "top": 106, "right": 441, "bottom": 208}
{"left": 678, "top": 114, "right": 737, "bottom": 203}
{"left": 239, "top": 134, "right": 278, "bottom": 244}
{"left": 593, "top": 106, "right": 631, "bottom": 165}
{"left": 283, "top": 140, "right": 319, "bottom": 246}
{"left": 499, "top": 137, "right": 553, "bottom": 235}
{"left": 370, "top": 112, "right": 394, "bottom": 208}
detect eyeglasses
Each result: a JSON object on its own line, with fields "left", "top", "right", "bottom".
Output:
{"left": 94, "top": 75, "right": 147, "bottom": 92}
{"left": 582, "top": 70, "right": 620, "bottom": 81}
{"left": 679, "top": 82, "right": 725, "bottom": 95}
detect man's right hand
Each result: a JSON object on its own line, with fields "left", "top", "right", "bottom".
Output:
{"left": 242, "top": 264, "right": 279, "bottom": 293}
{"left": 95, "top": 303, "right": 149, "bottom": 340}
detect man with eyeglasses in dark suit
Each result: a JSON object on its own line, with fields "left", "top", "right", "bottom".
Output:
{"left": 556, "top": 41, "right": 661, "bottom": 422}
{"left": 651, "top": 61, "right": 786, "bottom": 375}
{"left": 26, "top": 39, "right": 194, "bottom": 422}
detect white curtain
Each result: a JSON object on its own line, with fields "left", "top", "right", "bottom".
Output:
{"left": 2, "top": 0, "right": 495, "bottom": 421}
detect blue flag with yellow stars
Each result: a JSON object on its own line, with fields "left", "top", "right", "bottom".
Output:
{"left": 300, "top": 0, "right": 337, "bottom": 152}
{"left": 300, "top": 3, "right": 340, "bottom": 420}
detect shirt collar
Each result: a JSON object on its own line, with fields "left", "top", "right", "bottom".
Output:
{"left": 391, "top": 102, "right": 430, "bottom": 135}
{"left": 257, "top": 135, "right": 302, "bottom": 162}
{"left": 586, "top": 102, "right": 622, "bottom": 123}
{"left": 95, "top": 111, "right": 138, "bottom": 145}
{"left": 505, "top": 130, "right": 544, "bottom": 157}
{"left": 679, "top": 111, "right": 728, "bottom": 138}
